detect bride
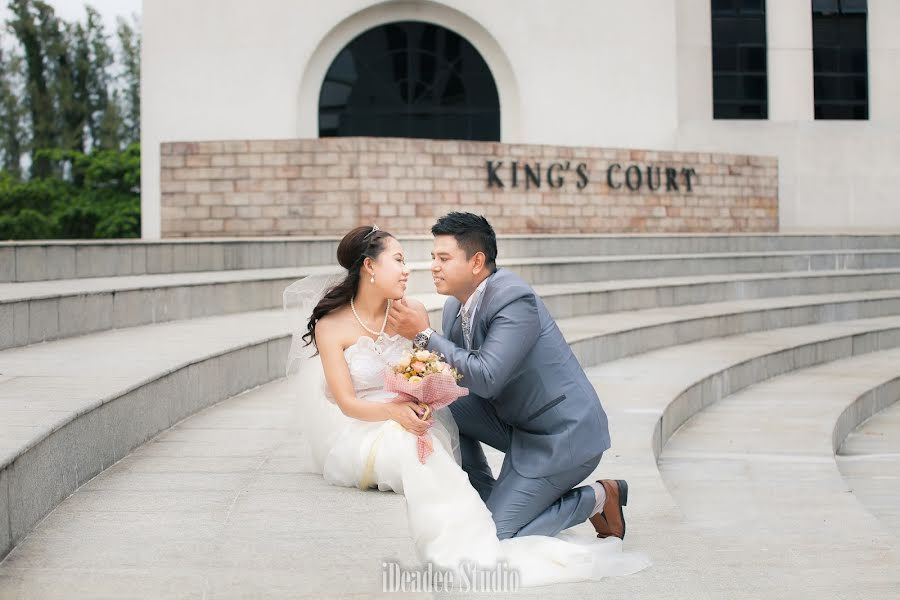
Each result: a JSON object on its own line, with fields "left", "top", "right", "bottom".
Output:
{"left": 284, "top": 225, "right": 650, "bottom": 587}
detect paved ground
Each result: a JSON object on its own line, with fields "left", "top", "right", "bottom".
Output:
{"left": 0, "top": 375, "right": 734, "bottom": 599}
{"left": 658, "top": 349, "right": 900, "bottom": 599}
{"left": 838, "top": 397, "right": 900, "bottom": 538}
{"left": 2, "top": 325, "right": 899, "bottom": 598}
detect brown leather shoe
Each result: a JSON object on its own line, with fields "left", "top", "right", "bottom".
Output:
{"left": 588, "top": 479, "right": 628, "bottom": 539}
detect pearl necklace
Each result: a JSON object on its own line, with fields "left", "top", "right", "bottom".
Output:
{"left": 350, "top": 296, "right": 392, "bottom": 341}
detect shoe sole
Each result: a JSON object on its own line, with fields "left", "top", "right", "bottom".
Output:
{"left": 617, "top": 479, "right": 628, "bottom": 540}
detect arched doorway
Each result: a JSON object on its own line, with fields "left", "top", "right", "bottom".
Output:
{"left": 318, "top": 21, "right": 500, "bottom": 141}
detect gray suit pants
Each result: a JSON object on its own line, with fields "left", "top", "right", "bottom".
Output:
{"left": 449, "top": 395, "right": 601, "bottom": 540}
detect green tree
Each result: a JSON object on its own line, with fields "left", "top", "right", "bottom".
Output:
{"left": 116, "top": 15, "right": 140, "bottom": 147}
{"left": 83, "top": 6, "right": 119, "bottom": 150}
{"left": 0, "top": 143, "right": 140, "bottom": 240}
{"left": 0, "top": 0, "right": 141, "bottom": 240}
{"left": 7, "top": 0, "right": 60, "bottom": 178}
{"left": 0, "top": 46, "right": 27, "bottom": 177}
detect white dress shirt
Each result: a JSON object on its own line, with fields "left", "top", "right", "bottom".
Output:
{"left": 457, "top": 274, "right": 491, "bottom": 346}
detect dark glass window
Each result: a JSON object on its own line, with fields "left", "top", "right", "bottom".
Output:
{"left": 812, "top": 0, "right": 868, "bottom": 119}
{"left": 711, "top": 0, "right": 768, "bottom": 119}
{"left": 318, "top": 21, "right": 500, "bottom": 141}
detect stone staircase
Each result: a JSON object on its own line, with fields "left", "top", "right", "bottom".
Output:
{"left": 1, "top": 234, "right": 899, "bottom": 598}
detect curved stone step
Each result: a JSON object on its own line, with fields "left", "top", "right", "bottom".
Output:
{"left": 0, "top": 310, "right": 292, "bottom": 560}
{"left": 386, "top": 249, "right": 896, "bottom": 296}
{"left": 5, "top": 233, "right": 900, "bottom": 282}
{"left": 0, "top": 377, "right": 707, "bottom": 597}
{"left": 8, "top": 274, "right": 900, "bottom": 561}
{"left": 837, "top": 395, "right": 900, "bottom": 537}
{"left": 500, "top": 250, "right": 900, "bottom": 292}
{"left": 4, "top": 269, "right": 900, "bottom": 562}
{"left": 7, "top": 320, "right": 900, "bottom": 594}
{"left": 557, "top": 289, "right": 900, "bottom": 367}
{"left": 0, "top": 266, "right": 336, "bottom": 350}
{"left": 657, "top": 349, "right": 900, "bottom": 593}
{"left": 7, "top": 257, "right": 900, "bottom": 350}
{"left": 577, "top": 320, "right": 900, "bottom": 595}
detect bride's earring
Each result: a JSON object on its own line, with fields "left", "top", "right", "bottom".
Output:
{"left": 370, "top": 272, "right": 375, "bottom": 284}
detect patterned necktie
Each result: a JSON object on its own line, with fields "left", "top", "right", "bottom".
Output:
{"left": 460, "top": 306, "right": 472, "bottom": 349}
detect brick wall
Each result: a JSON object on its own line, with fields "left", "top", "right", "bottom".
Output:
{"left": 159, "top": 137, "right": 778, "bottom": 237}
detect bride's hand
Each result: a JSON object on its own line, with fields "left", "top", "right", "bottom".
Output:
{"left": 387, "top": 401, "right": 433, "bottom": 436}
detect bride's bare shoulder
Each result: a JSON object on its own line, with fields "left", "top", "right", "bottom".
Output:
{"left": 315, "top": 307, "right": 355, "bottom": 347}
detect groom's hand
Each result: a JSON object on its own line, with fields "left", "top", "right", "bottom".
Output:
{"left": 388, "top": 298, "right": 430, "bottom": 339}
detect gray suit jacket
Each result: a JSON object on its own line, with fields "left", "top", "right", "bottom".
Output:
{"left": 427, "top": 269, "right": 611, "bottom": 478}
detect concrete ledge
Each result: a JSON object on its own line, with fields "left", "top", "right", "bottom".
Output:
{"left": 0, "top": 468, "right": 8, "bottom": 562}
{"left": 835, "top": 387, "right": 900, "bottom": 537}
{"left": 6, "top": 257, "right": 900, "bottom": 350}
{"left": 0, "top": 268, "right": 329, "bottom": 350}
{"left": 0, "top": 315, "right": 291, "bottom": 561}
{"left": 7, "top": 316, "right": 900, "bottom": 593}
{"left": 834, "top": 376, "right": 900, "bottom": 454}
{"left": 6, "top": 284, "right": 900, "bottom": 563}
{"left": 563, "top": 291, "right": 900, "bottom": 367}
{"left": 5, "top": 234, "right": 900, "bottom": 282}
{"left": 654, "top": 346, "right": 900, "bottom": 594}
{"left": 6, "top": 287, "right": 900, "bottom": 560}
{"left": 653, "top": 323, "right": 900, "bottom": 460}
{"left": 0, "top": 239, "right": 339, "bottom": 283}
{"left": 501, "top": 251, "right": 900, "bottom": 292}
{"left": 541, "top": 270, "right": 900, "bottom": 317}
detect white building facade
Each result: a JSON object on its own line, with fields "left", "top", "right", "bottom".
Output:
{"left": 141, "top": 0, "right": 900, "bottom": 238}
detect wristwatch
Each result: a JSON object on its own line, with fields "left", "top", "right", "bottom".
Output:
{"left": 413, "top": 327, "right": 435, "bottom": 349}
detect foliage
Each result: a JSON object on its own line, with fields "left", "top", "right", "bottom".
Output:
{"left": 0, "top": 143, "right": 140, "bottom": 240}
{"left": 0, "top": 0, "right": 141, "bottom": 239}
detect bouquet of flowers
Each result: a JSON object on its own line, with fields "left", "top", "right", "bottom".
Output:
{"left": 384, "top": 349, "right": 468, "bottom": 464}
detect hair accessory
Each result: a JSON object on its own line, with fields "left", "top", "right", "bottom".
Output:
{"left": 363, "top": 224, "right": 380, "bottom": 239}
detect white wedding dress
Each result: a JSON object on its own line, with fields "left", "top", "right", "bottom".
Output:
{"left": 288, "top": 331, "right": 651, "bottom": 587}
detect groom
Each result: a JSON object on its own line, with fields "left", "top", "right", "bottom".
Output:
{"left": 390, "top": 212, "right": 628, "bottom": 541}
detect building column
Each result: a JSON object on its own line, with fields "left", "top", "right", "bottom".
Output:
{"left": 767, "top": 1, "right": 814, "bottom": 121}
{"left": 675, "top": 0, "right": 714, "bottom": 124}
{"left": 868, "top": 0, "right": 900, "bottom": 123}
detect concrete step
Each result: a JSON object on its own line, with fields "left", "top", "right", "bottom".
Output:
{"left": 837, "top": 395, "right": 900, "bottom": 538}
{"left": 657, "top": 348, "right": 900, "bottom": 595}
{"left": 7, "top": 255, "right": 900, "bottom": 349}
{"left": 536, "top": 269, "right": 900, "bottom": 319}
{"left": 0, "top": 309, "right": 292, "bottom": 560}
{"left": 0, "top": 379, "right": 738, "bottom": 598}
{"left": 0, "top": 266, "right": 336, "bottom": 350}
{"left": 3, "top": 272, "right": 900, "bottom": 561}
{"left": 5, "top": 316, "right": 900, "bottom": 595}
{"left": 580, "top": 321, "right": 900, "bottom": 596}
{"left": 496, "top": 250, "right": 900, "bottom": 294}
{"left": 7, "top": 266, "right": 900, "bottom": 356}
{"left": 4, "top": 233, "right": 900, "bottom": 282}
{"left": 7, "top": 284, "right": 900, "bottom": 474}
{"left": 556, "top": 289, "right": 900, "bottom": 367}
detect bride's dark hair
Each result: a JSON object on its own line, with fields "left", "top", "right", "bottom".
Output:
{"left": 303, "top": 226, "right": 395, "bottom": 350}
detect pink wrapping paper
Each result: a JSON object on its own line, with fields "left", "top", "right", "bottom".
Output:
{"left": 383, "top": 369, "right": 469, "bottom": 464}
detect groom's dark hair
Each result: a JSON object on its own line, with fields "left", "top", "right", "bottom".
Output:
{"left": 432, "top": 212, "right": 497, "bottom": 273}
